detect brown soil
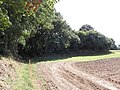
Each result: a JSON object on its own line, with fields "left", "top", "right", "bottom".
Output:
{"left": 36, "top": 58, "right": 120, "bottom": 90}
{"left": 0, "top": 58, "right": 17, "bottom": 90}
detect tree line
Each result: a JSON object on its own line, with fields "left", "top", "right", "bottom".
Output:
{"left": 0, "top": 0, "right": 118, "bottom": 58}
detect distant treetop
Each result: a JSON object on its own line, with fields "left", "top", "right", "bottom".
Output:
{"left": 79, "top": 24, "right": 94, "bottom": 31}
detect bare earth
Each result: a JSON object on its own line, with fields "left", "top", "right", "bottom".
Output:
{"left": 36, "top": 58, "right": 120, "bottom": 90}
{"left": 0, "top": 58, "right": 16, "bottom": 90}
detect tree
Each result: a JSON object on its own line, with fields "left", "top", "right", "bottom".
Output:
{"left": 47, "top": 12, "right": 80, "bottom": 52}
{"left": 0, "top": 1, "right": 11, "bottom": 30}
{"left": 0, "top": 0, "right": 58, "bottom": 57}
{"left": 109, "top": 38, "right": 117, "bottom": 50}
{"left": 79, "top": 24, "right": 94, "bottom": 31}
{"left": 118, "top": 45, "right": 120, "bottom": 50}
{"left": 77, "top": 30, "right": 113, "bottom": 51}
{"left": 23, "top": 12, "right": 81, "bottom": 57}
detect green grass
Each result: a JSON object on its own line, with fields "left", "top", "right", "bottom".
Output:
{"left": 32, "top": 50, "right": 120, "bottom": 63}
{"left": 14, "top": 63, "right": 37, "bottom": 90}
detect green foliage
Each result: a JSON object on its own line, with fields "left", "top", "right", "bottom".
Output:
{"left": 118, "top": 45, "right": 120, "bottom": 50}
{"left": 23, "top": 12, "right": 81, "bottom": 57}
{"left": 79, "top": 24, "right": 94, "bottom": 31}
{"left": 49, "top": 12, "right": 80, "bottom": 52}
{"left": 78, "top": 30, "right": 113, "bottom": 51}
{"left": 0, "top": 0, "right": 117, "bottom": 58}
{"left": 34, "top": 0, "right": 58, "bottom": 29}
{"left": 109, "top": 38, "right": 117, "bottom": 50}
{"left": 0, "top": 0, "right": 58, "bottom": 57}
{"left": 0, "top": 2, "right": 11, "bottom": 30}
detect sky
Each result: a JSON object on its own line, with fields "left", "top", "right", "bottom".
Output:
{"left": 54, "top": 0, "right": 120, "bottom": 45}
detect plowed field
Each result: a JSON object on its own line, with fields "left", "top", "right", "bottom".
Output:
{"left": 36, "top": 58, "right": 120, "bottom": 90}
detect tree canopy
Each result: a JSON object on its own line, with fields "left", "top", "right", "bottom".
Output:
{"left": 77, "top": 30, "right": 113, "bottom": 51}
{"left": 0, "top": 0, "right": 117, "bottom": 58}
{"left": 0, "top": 0, "right": 58, "bottom": 57}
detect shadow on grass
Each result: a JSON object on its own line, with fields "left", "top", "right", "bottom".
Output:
{"left": 0, "top": 50, "right": 113, "bottom": 63}
{"left": 30, "top": 50, "right": 113, "bottom": 63}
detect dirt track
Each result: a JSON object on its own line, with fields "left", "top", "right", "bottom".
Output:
{"left": 36, "top": 58, "right": 120, "bottom": 90}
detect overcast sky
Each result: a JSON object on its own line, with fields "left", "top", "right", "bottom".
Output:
{"left": 55, "top": 0, "right": 120, "bottom": 45}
